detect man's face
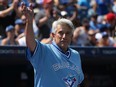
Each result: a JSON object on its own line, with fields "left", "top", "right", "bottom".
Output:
{"left": 52, "top": 24, "right": 73, "bottom": 51}
{"left": 7, "top": 29, "right": 15, "bottom": 37}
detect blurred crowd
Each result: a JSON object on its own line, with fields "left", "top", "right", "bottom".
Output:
{"left": 0, "top": 0, "right": 116, "bottom": 47}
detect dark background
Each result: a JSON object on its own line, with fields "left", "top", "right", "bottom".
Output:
{"left": 0, "top": 46, "right": 116, "bottom": 87}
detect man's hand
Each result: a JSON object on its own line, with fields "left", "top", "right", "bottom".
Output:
{"left": 20, "top": 2, "right": 36, "bottom": 52}
{"left": 20, "top": 2, "right": 34, "bottom": 23}
{"left": 12, "top": 0, "right": 19, "bottom": 8}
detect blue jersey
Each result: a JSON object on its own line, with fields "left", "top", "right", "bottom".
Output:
{"left": 26, "top": 40, "right": 84, "bottom": 87}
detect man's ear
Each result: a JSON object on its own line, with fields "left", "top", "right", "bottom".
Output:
{"left": 51, "top": 33, "right": 55, "bottom": 38}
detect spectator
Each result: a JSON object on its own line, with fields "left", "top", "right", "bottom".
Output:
{"left": 0, "top": 0, "right": 21, "bottom": 38}
{"left": 95, "top": 0, "right": 109, "bottom": 15}
{"left": 15, "top": 18, "right": 27, "bottom": 46}
{"left": 56, "top": 0, "right": 79, "bottom": 28}
{"left": 35, "top": 0, "right": 57, "bottom": 40}
{"left": 89, "top": 13, "right": 99, "bottom": 32}
{"left": 20, "top": 14, "right": 39, "bottom": 38}
{"left": 97, "top": 15, "right": 106, "bottom": 29}
{"left": 97, "top": 31, "right": 115, "bottom": 47}
{"left": 15, "top": 18, "right": 25, "bottom": 37}
{"left": 16, "top": 33, "right": 26, "bottom": 46}
{"left": 66, "top": 1, "right": 79, "bottom": 28}
{"left": 87, "top": 29, "right": 98, "bottom": 46}
{"left": 98, "top": 23, "right": 110, "bottom": 34}
{"left": 88, "top": 0, "right": 98, "bottom": 18}
{"left": 16, "top": 12, "right": 39, "bottom": 46}
{"left": 1, "top": 25, "right": 18, "bottom": 46}
{"left": 72, "top": 18, "right": 90, "bottom": 46}
{"left": 105, "top": 12, "right": 116, "bottom": 37}
{"left": 77, "top": 0, "right": 90, "bottom": 20}
{"left": 40, "top": 33, "right": 53, "bottom": 44}
{"left": 40, "top": 20, "right": 58, "bottom": 44}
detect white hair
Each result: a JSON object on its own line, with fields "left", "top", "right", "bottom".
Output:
{"left": 51, "top": 18, "right": 74, "bottom": 33}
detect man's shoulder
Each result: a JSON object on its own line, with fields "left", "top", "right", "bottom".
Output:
{"left": 38, "top": 41, "right": 52, "bottom": 49}
{"left": 70, "top": 48, "right": 79, "bottom": 55}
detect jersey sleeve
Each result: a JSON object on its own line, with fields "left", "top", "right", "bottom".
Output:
{"left": 26, "top": 39, "right": 47, "bottom": 70}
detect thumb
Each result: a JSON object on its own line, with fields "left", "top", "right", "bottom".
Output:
{"left": 21, "top": 1, "right": 26, "bottom": 8}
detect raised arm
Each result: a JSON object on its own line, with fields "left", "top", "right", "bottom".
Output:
{"left": 21, "top": 2, "right": 36, "bottom": 52}
{"left": 0, "top": 0, "right": 19, "bottom": 17}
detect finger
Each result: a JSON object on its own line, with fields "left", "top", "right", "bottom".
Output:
{"left": 21, "top": 1, "right": 26, "bottom": 8}
{"left": 29, "top": 3, "right": 33, "bottom": 10}
{"left": 13, "top": 0, "right": 19, "bottom": 5}
{"left": 20, "top": 2, "right": 27, "bottom": 14}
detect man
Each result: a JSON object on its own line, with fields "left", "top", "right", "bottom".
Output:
{"left": 105, "top": 12, "right": 116, "bottom": 37}
{"left": 21, "top": 3, "right": 84, "bottom": 87}
{"left": 0, "top": 0, "right": 20, "bottom": 38}
{"left": 1, "top": 25, "right": 18, "bottom": 46}
{"left": 35, "top": 0, "right": 56, "bottom": 40}
{"left": 72, "top": 18, "right": 90, "bottom": 46}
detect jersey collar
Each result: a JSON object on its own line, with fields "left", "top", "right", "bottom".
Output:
{"left": 52, "top": 41, "right": 71, "bottom": 58}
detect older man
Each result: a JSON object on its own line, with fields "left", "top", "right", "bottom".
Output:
{"left": 21, "top": 2, "right": 84, "bottom": 87}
